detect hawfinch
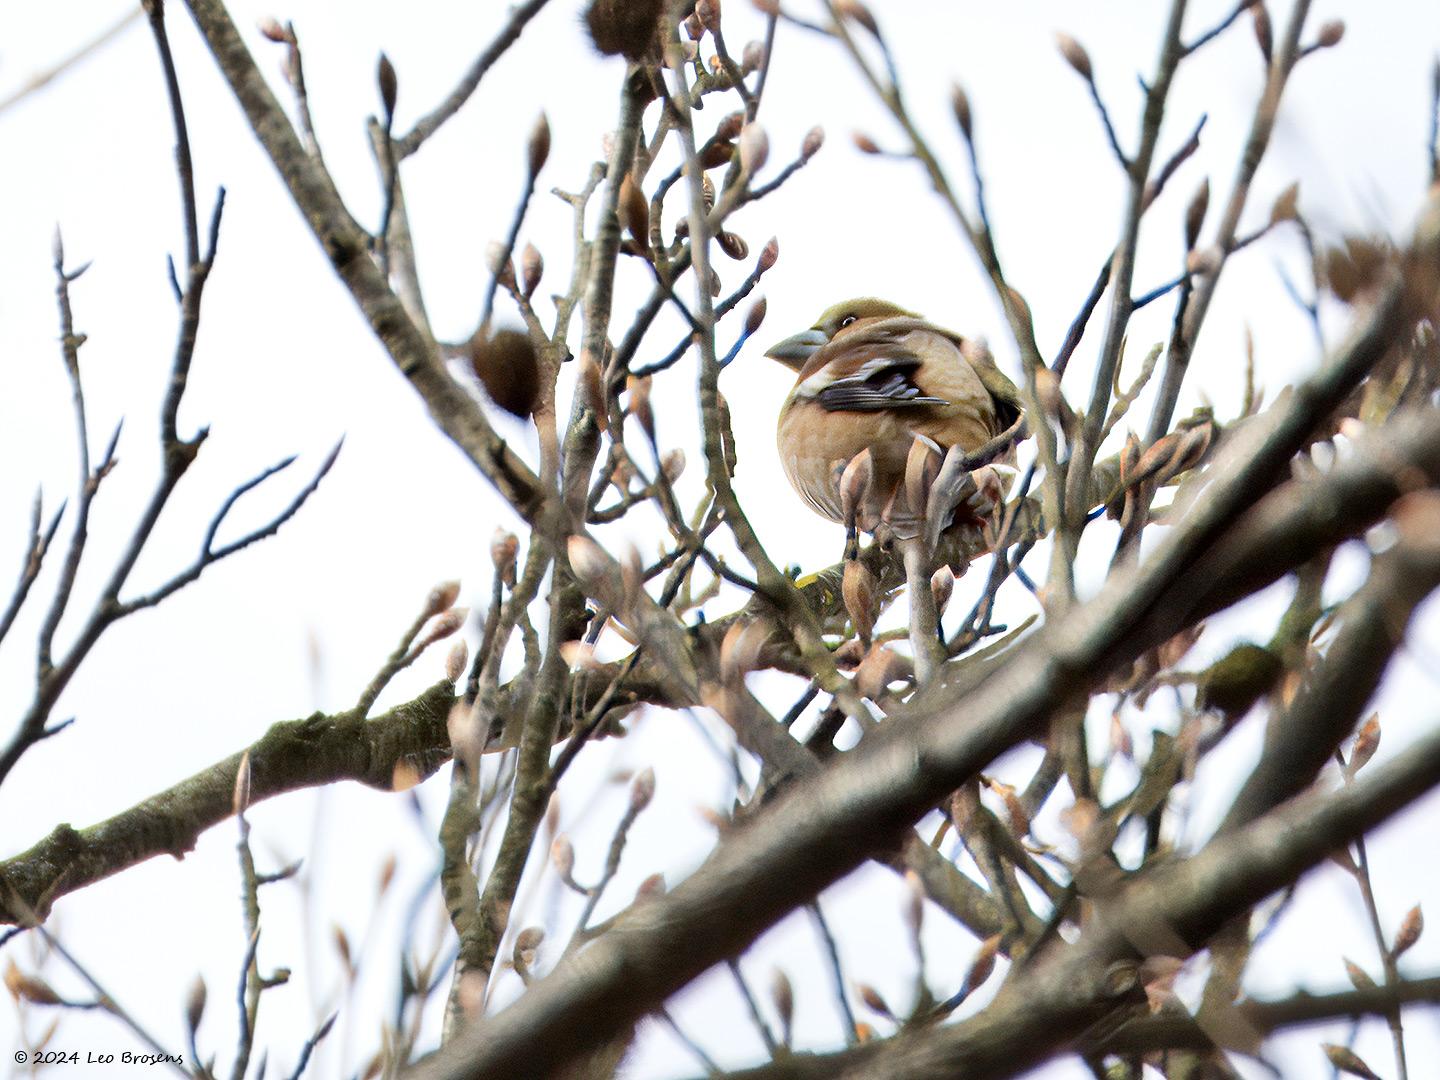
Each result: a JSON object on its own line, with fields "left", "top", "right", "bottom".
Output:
{"left": 765, "top": 298, "right": 1023, "bottom": 541}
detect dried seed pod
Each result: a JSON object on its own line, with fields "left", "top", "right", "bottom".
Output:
{"left": 233, "top": 752, "right": 252, "bottom": 816}
{"left": 800, "top": 125, "right": 825, "bottom": 162}
{"left": 855, "top": 982, "right": 893, "bottom": 1018}
{"left": 1184, "top": 177, "right": 1209, "bottom": 249}
{"left": 757, "top": 236, "right": 780, "bottom": 273}
{"left": 469, "top": 329, "right": 540, "bottom": 419}
{"left": 770, "top": 969, "right": 793, "bottom": 1035}
{"left": 744, "top": 297, "right": 767, "bottom": 337}
{"left": 577, "top": 347, "right": 606, "bottom": 420}
{"left": 717, "top": 230, "right": 749, "bottom": 260}
{"left": 1347, "top": 713, "right": 1381, "bottom": 777}
{"left": 661, "top": 447, "right": 686, "bottom": 482}
{"left": 185, "top": 975, "right": 208, "bottom": 1034}
{"left": 551, "top": 835, "right": 575, "bottom": 878}
{"left": 960, "top": 935, "right": 1001, "bottom": 998}
{"left": 904, "top": 436, "right": 942, "bottom": 518}
{"left": 567, "top": 535, "right": 612, "bottom": 593}
{"left": 987, "top": 776, "right": 1029, "bottom": 838}
{"left": 486, "top": 242, "right": 516, "bottom": 291}
{"left": 1270, "top": 180, "right": 1299, "bottom": 225}
{"left": 445, "top": 639, "right": 468, "bottom": 683}
{"left": 716, "top": 111, "right": 746, "bottom": 141}
{"left": 376, "top": 53, "right": 398, "bottom": 122}
{"left": 696, "top": 0, "right": 721, "bottom": 34}
{"left": 1252, "top": 4, "right": 1273, "bottom": 63}
{"left": 1392, "top": 904, "right": 1424, "bottom": 959}
{"left": 3, "top": 964, "right": 61, "bottom": 1006}
{"left": 630, "top": 766, "right": 656, "bottom": 811}
{"left": 424, "top": 608, "right": 468, "bottom": 645}
{"left": 1315, "top": 19, "right": 1344, "bottom": 48}
{"left": 700, "top": 139, "right": 736, "bottom": 169}
{"left": 1056, "top": 32, "right": 1093, "bottom": 81}
{"left": 491, "top": 529, "right": 519, "bottom": 585}
{"left": 738, "top": 123, "right": 769, "bottom": 174}
{"left": 852, "top": 132, "right": 882, "bottom": 155}
{"left": 426, "top": 579, "right": 462, "bottom": 616}
{"left": 627, "top": 375, "right": 655, "bottom": 442}
{"left": 950, "top": 82, "right": 973, "bottom": 140}
{"left": 527, "top": 112, "right": 551, "bottom": 179}
{"left": 520, "top": 242, "right": 543, "bottom": 299}
{"left": 930, "top": 565, "right": 955, "bottom": 615}
{"left": 619, "top": 173, "right": 650, "bottom": 251}
{"left": 1322, "top": 1044, "right": 1381, "bottom": 1080}
{"left": 835, "top": 0, "right": 879, "bottom": 38}
{"left": 1344, "top": 958, "right": 1376, "bottom": 991}
{"left": 842, "top": 559, "right": 878, "bottom": 642}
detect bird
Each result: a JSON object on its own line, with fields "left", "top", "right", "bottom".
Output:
{"left": 764, "top": 298, "right": 1024, "bottom": 544}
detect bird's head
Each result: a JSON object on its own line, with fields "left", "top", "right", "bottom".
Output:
{"left": 764, "top": 297, "right": 920, "bottom": 370}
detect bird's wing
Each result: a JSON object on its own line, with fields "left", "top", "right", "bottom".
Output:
{"left": 810, "top": 353, "right": 950, "bottom": 412}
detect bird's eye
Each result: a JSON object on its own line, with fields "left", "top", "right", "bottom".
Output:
{"left": 839, "top": 315, "right": 857, "bottom": 328}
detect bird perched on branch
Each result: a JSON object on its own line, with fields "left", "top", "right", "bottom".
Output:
{"left": 765, "top": 298, "right": 1024, "bottom": 547}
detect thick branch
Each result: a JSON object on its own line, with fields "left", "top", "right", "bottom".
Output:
{"left": 0, "top": 682, "right": 455, "bottom": 925}
{"left": 179, "top": 0, "right": 542, "bottom": 520}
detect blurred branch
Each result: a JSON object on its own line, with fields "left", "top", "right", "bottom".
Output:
{"left": 707, "top": 972, "right": 1440, "bottom": 1078}
{"left": 0, "top": 492, "right": 66, "bottom": 649}
{"left": 406, "top": 240, "right": 1440, "bottom": 1073}
{"left": 741, "top": 710, "right": 1440, "bottom": 1080}
{"left": 1219, "top": 521, "right": 1440, "bottom": 833}
{"left": 0, "top": 6, "right": 141, "bottom": 116}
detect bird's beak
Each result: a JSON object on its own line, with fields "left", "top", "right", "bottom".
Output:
{"left": 763, "top": 328, "right": 829, "bottom": 370}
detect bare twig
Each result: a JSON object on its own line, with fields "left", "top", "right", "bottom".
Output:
{"left": 0, "top": 6, "right": 141, "bottom": 115}
{"left": 35, "top": 927, "right": 188, "bottom": 1077}
{"left": 394, "top": 0, "right": 553, "bottom": 157}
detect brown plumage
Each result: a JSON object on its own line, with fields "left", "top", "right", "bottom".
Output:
{"left": 766, "top": 298, "right": 1023, "bottom": 538}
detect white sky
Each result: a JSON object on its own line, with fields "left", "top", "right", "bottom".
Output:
{"left": 2, "top": 2, "right": 1439, "bottom": 1077}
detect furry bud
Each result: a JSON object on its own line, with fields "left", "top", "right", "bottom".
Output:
{"left": 1056, "top": 32, "right": 1093, "bottom": 81}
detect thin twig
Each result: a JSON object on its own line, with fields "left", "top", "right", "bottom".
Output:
{"left": 0, "top": 6, "right": 141, "bottom": 115}
{"left": 809, "top": 901, "right": 859, "bottom": 1047}
{"left": 36, "top": 927, "right": 189, "bottom": 1077}
{"left": 395, "top": 0, "right": 553, "bottom": 157}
